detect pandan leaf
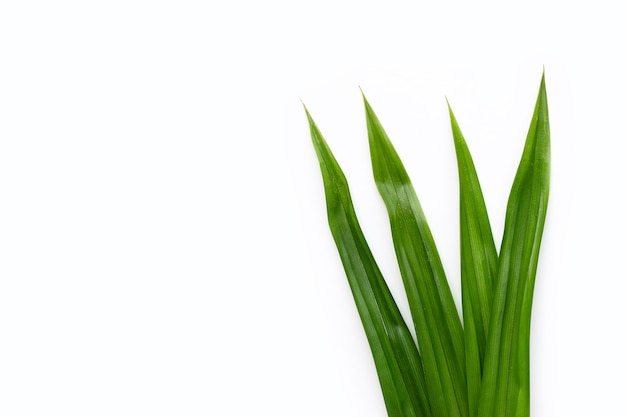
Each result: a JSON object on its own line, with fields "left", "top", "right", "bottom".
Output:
{"left": 447, "top": 104, "right": 498, "bottom": 417}
{"left": 306, "top": 73, "right": 549, "bottom": 417}
{"left": 363, "top": 95, "right": 468, "bottom": 417}
{"left": 478, "top": 74, "right": 550, "bottom": 417}
{"left": 305, "top": 108, "right": 431, "bottom": 417}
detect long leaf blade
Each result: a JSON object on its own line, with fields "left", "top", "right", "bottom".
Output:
{"left": 448, "top": 104, "right": 498, "bottom": 417}
{"left": 478, "top": 74, "right": 550, "bottom": 417}
{"left": 363, "top": 96, "right": 468, "bottom": 417}
{"left": 305, "top": 108, "right": 432, "bottom": 417}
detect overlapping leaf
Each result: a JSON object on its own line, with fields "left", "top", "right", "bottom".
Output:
{"left": 447, "top": 104, "right": 498, "bottom": 417}
{"left": 305, "top": 74, "right": 550, "bottom": 417}
{"left": 363, "top": 96, "right": 468, "bottom": 417}
{"left": 478, "top": 74, "right": 550, "bottom": 417}
{"left": 305, "top": 108, "right": 431, "bottom": 417}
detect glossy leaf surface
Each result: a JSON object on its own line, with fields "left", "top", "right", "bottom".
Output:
{"left": 306, "top": 108, "right": 431, "bottom": 417}
{"left": 306, "top": 74, "right": 549, "bottom": 417}
{"left": 478, "top": 74, "right": 550, "bottom": 417}
{"left": 364, "top": 96, "right": 467, "bottom": 417}
{"left": 448, "top": 104, "right": 498, "bottom": 417}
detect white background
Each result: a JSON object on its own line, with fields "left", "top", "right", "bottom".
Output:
{"left": 1, "top": 1, "right": 624, "bottom": 416}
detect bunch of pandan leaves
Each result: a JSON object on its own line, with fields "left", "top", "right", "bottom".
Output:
{"left": 305, "top": 73, "right": 549, "bottom": 417}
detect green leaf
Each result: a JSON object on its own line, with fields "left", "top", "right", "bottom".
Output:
{"left": 363, "top": 95, "right": 468, "bottom": 417}
{"left": 478, "top": 74, "right": 550, "bottom": 417}
{"left": 305, "top": 107, "right": 432, "bottom": 417}
{"left": 447, "top": 104, "right": 498, "bottom": 417}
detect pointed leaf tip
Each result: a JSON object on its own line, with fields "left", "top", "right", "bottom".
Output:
{"left": 446, "top": 100, "right": 456, "bottom": 120}
{"left": 361, "top": 92, "right": 373, "bottom": 113}
{"left": 366, "top": 96, "right": 468, "bottom": 417}
{"left": 302, "top": 103, "right": 312, "bottom": 120}
{"left": 477, "top": 74, "right": 549, "bottom": 417}
{"left": 306, "top": 106, "right": 432, "bottom": 417}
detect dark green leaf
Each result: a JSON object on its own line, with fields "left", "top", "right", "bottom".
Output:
{"left": 448, "top": 103, "right": 498, "bottom": 417}
{"left": 305, "top": 107, "right": 431, "bottom": 417}
{"left": 478, "top": 74, "right": 550, "bottom": 417}
{"left": 363, "top": 96, "right": 468, "bottom": 417}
